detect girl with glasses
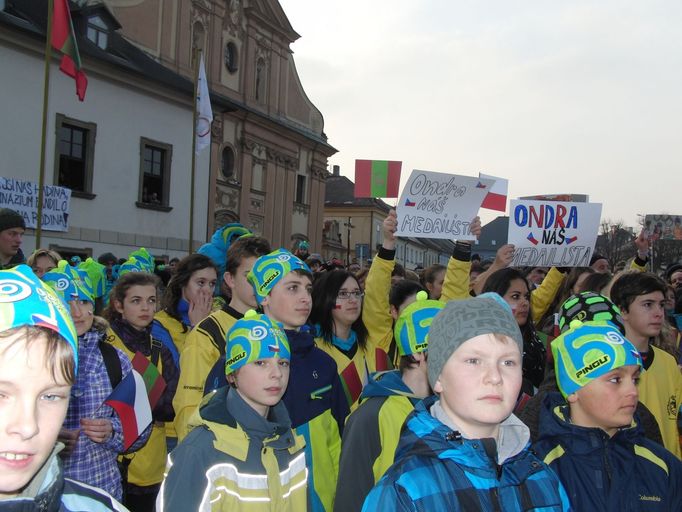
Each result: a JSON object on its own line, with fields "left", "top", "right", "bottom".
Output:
{"left": 310, "top": 270, "right": 384, "bottom": 412}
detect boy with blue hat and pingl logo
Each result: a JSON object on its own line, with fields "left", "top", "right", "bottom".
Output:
{"left": 157, "top": 309, "right": 307, "bottom": 511}
{"left": 533, "top": 319, "right": 682, "bottom": 511}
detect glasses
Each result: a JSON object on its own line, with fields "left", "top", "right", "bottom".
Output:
{"left": 337, "top": 291, "right": 365, "bottom": 300}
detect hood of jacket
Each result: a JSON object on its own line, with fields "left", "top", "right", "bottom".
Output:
{"left": 537, "top": 391, "right": 643, "bottom": 454}
{"left": 394, "top": 395, "right": 531, "bottom": 468}
{"left": 360, "top": 370, "right": 421, "bottom": 401}
{"left": 187, "top": 386, "right": 299, "bottom": 460}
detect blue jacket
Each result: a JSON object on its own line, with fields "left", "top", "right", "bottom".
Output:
{"left": 362, "top": 395, "right": 571, "bottom": 511}
{"left": 282, "top": 327, "right": 349, "bottom": 512}
{"left": 533, "top": 392, "right": 682, "bottom": 512}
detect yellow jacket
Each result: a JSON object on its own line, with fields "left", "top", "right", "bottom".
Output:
{"left": 173, "top": 308, "right": 240, "bottom": 441}
{"left": 107, "top": 329, "right": 166, "bottom": 487}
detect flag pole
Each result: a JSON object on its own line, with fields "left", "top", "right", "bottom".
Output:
{"left": 36, "top": 0, "right": 55, "bottom": 249}
{"left": 188, "top": 48, "right": 200, "bottom": 255}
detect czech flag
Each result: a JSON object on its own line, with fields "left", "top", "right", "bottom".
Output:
{"left": 104, "top": 370, "right": 152, "bottom": 450}
{"left": 479, "top": 173, "right": 508, "bottom": 212}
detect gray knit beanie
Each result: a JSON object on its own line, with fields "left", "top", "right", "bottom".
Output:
{"left": 0, "top": 208, "right": 25, "bottom": 233}
{"left": 427, "top": 292, "right": 524, "bottom": 388}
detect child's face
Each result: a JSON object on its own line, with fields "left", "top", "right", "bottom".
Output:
{"left": 0, "top": 332, "right": 71, "bottom": 497}
{"left": 69, "top": 299, "right": 94, "bottom": 336}
{"left": 434, "top": 334, "right": 522, "bottom": 439}
{"left": 262, "top": 273, "right": 312, "bottom": 330}
{"left": 568, "top": 365, "right": 640, "bottom": 437}
{"left": 182, "top": 267, "right": 217, "bottom": 304}
{"left": 332, "top": 276, "right": 363, "bottom": 327}
{"left": 231, "top": 357, "right": 290, "bottom": 417}
{"left": 621, "top": 291, "right": 665, "bottom": 342}
{"left": 426, "top": 270, "right": 446, "bottom": 300}
{"left": 115, "top": 284, "right": 157, "bottom": 331}
{"left": 502, "top": 278, "right": 530, "bottom": 327}
{"left": 225, "top": 256, "right": 258, "bottom": 312}
{"left": 30, "top": 255, "right": 57, "bottom": 279}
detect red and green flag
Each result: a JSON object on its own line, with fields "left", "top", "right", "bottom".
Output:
{"left": 354, "top": 159, "right": 402, "bottom": 198}
{"left": 51, "top": 0, "right": 87, "bottom": 101}
{"left": 132, "top": 351, "right": 166, "bottom": 410}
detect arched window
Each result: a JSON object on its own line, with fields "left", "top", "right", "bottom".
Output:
{"left": 221, "top": 146, "right": 235, "bottom": 179}
{"left": 192, "top": 21, "right": 205, "bottom": 56}
{"left": 224, "top": 42, "right": 238, "bottom": 73}
{"left": 255, "top": 57, "right": 266, "bottom": 102}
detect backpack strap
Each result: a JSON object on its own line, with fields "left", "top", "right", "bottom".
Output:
{"left": 99, "top": 340, "right": 123, "bottom": 389}
{"left": 150, "top": 335, "right": 162, "bottom": 368}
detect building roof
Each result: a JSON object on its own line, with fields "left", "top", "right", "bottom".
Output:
{"left": 324, "top": 174, "right": 392, "bottom": 212}
{"left": 475, "top": 216, "right": 509, "bottom": 254}
{"left": 1, "top": 0, "right": 335, "bottom": 151}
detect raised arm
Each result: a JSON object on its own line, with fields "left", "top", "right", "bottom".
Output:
{"left": 363, "top": 210, "right": 398, "bottom": 352}
{"left": 440, "top": 216, "right": 481, "bottom": 302}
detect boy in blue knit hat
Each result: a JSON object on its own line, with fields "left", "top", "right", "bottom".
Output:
{"left": 0, "top": 265, "right": 125, "bottom": 510}
{"left": 157, "top": 310, "right": 307, "bottom": 511}
{"left": 248, "top": 249, "right": 349, "bottom": 512}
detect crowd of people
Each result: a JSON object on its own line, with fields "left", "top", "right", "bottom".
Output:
{"left": 0, "top": 204, "right": 681, "bottom": 511}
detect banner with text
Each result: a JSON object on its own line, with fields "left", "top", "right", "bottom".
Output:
{"left": 643, "top": 214, "right": 682, "bottom": 241}
{"left": 396, "top": 170, "right": 494, "bottom": 240}
{"left": 0, "top": 177, "right": 71, "bottom": 232}
{"left": 508, "top": 199, "right": 602, "bottom": 267}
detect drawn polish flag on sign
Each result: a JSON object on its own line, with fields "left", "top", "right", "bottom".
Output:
{"left": 354, "top": 160, "right": 402, "bottom": 198}
{"left": 479, "top": 173, "right": 508, "bottom": 212}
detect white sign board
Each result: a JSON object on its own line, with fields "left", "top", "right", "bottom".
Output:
{"left": 507, "top": 199, "right": 602, "bottom": 267}
{"left": 396, "top": 170, "right": 494, "bottom": 240}
{"left": 0, "top": 177, "right": 71, "bottom": 232}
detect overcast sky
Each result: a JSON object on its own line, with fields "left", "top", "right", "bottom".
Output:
{"left": 279, "top": 0, "right": 682, "bottom": 228}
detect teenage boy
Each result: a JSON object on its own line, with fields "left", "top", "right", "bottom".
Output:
{"left": 610, "top": 272, "right": 682, "bottom": 458}
{"left": 157, "top": 310, "right": 307, "bottom": 511}
{"left": 173, "top": 236, "right": 271, "bottom": 440}
{"left": 248, "top": 249, "right": 349, "bottom": 512}
{"left": 335, "top": 291, "right": 443, "bottom": 512}
{"left": 534, "top": 320, "right": 682, "bottom": 510}
{"left": 362, "top": 294, "right": 570, "bottom": 511}
{"left": 0, "top": 265, "right": 126, "bottom": 510}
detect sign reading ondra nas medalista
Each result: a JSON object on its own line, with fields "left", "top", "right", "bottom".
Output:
{"left": 507, "top": 199, "right": 602, "bottom": 267}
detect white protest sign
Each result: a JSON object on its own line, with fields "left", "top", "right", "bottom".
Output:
{"left": 396, "top": 170, "right": 493, "bottom": 240}
{"left": 0, "top": 177, "right": 71, "bottom": 232}
{"left": 508, "top": 199, "right": 602, "bottom": 267}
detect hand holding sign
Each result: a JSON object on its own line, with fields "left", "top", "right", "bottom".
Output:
{"left": 382, "top": 209, "right": 398, "bottom": 250}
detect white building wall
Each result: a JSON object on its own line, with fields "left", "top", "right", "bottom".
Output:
{"left": 0, "top": 44, "right": 209, "bottom": 260}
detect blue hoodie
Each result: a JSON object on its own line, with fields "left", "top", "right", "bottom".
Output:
{"left": 363, "top": 395, "right": 571, "bottom": 511}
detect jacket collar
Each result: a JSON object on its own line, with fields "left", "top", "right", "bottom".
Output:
{"left": 538, "top": 392, "right": 641, "bottom": 454}
{"left": 1, "top": 444, "right": 64, "bottom": 511}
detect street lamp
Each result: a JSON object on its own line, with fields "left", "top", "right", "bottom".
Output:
{"left": 344, "top": 217, "right": 355, "bottom": 267}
